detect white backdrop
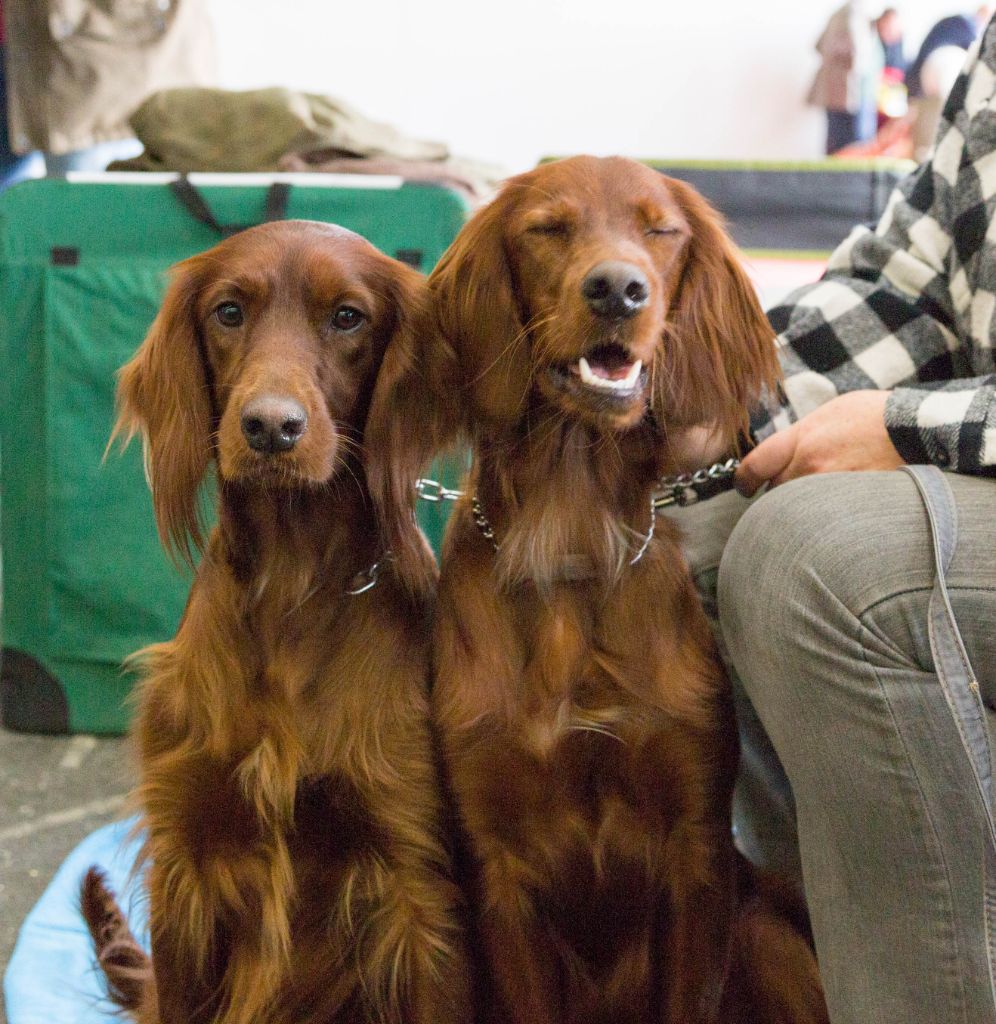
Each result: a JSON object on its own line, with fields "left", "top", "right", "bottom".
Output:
{"left": 206, "top": 0, "right": 967, "bottom": 173}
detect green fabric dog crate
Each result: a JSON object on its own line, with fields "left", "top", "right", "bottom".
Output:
{"left": 0, "top": 173, "right": 469, "bottom": 735}
{"left": 644, "top": 158, "right": 916, "bottom": 255}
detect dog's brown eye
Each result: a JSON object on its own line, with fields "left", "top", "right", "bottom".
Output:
{"left": 646, "top": 226, "right": 679, "bottom": 237}
{"left": 215, "top": 302, "right": 244, "bottom": 327}
{"left": 332, "top": 306, "right": 365, "bottom": 332}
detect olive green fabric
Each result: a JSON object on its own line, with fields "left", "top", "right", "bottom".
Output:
{"left": 0, "top": 177, "right": 468, "bottom": 734}
{"left": 113, "top": 87, "right": 450, "bottom": 173}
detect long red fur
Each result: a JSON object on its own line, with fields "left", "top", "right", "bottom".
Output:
{"left": 81, "top": 221, "right": 472, "bottom": 1024}
{"left": 369, "top": 157, "right": 828, "bottom": 1023}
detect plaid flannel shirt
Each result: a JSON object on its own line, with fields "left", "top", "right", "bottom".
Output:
{"left": 754, "top": 17, "right": 996, "bottom": 475}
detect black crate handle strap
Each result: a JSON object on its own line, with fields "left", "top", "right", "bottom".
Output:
{"left": 170, "top": 175, "right": 291, "bottom": 237}
{"left": 264, "top": 181, "right": 291, "bottom": 224}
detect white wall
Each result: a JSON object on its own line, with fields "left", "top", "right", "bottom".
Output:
{"left": 207, "top": 0, "right": 966, "bottom": 174}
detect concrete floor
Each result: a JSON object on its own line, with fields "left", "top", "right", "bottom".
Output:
{"left": 0, "top": 729, "right": 132, "bottom": 1024}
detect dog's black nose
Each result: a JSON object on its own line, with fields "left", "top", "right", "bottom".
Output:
{"left": 582, "top": 261, "right": 650, "bottom": 320}
{"left": 240, "top": 395, "right": 308, "bottom": 453}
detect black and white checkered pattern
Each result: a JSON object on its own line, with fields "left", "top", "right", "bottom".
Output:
{"left": 754, "top": 18, "right": 996, "bottom": 474}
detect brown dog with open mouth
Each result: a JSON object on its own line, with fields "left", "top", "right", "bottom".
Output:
{"left": 371, "top": 156, "right": 828, "bottom": 1024}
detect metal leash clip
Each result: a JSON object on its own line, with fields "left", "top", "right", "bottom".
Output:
{"left": 652, "top": 457, "right": 741, "bottom": 510}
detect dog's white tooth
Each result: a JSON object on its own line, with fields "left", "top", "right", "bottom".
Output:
{"left": 576, "top": 356, "right": 643, "bottom": 393}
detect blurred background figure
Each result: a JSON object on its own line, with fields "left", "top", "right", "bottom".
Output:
{"left": 0, "top": 0, "right": 41, "bottom": 188}
{"left": 876, "top": 7, "right": 909, "bottom": 128}
{"left": 0, "top": 0, "right": 216, "bottom": 190}
{"left": 808, "top": 0, "right": 884, "bottom": 154}
{"left": 876, "top": 6, "right": 907, "bottom": 74}
{"left": 906, "top": 6, "right": 993, "bottom": 157}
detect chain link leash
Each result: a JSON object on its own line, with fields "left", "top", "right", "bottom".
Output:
{"left": 415, "top": 456, "right": 740, "bottom": 564}
{"left": 415, "top": 478, "right": 464, "bottom": 503}
{"left": 652, "top": 457, "right": 741, "bottom": 510}
{"left": 416, "top": 458, "right": 742, "bottom": 516}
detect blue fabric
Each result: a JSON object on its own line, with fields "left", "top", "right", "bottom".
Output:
{"left": 3, "top": 819, "right": 148, "bottom": 1024}
{"left": 826, "top": 110, "right": 861, "bottom": 153}
{"left": 907, "top": 14, "right": 978, "bottom": 97}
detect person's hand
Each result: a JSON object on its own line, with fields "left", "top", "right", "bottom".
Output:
{"left": 735, "top": 390, "right": 906, "bottom": 498}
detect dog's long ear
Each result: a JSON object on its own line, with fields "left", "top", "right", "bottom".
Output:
{"left": 430, "top": 189, "right": 532, "bottom": 427}
{"left": 657, "top": 177, "right": 781, "bottom": 451}
{"left": 110, "top": 259, "right": 213, "bottom": 565}
{"left": 364, "top": 261, "right": 455, "bottom": 600}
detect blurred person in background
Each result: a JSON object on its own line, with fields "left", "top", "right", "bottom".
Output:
{"left": 875, "top": 6, "right": 908, "bottom": 129}
{"left": 876, "top": 6, "right": 907, "bottom": 74}
{"left": 0, "top": 0, "right": 40, "bottom": 188}
{"left": 906, "top": 6, "right": 992, "bottom": 157}
{"left": 808, "top": 0, "right": 884, "bottom": 154}
{"left": 0, "top": 0, "right": 215, "bottom": 188}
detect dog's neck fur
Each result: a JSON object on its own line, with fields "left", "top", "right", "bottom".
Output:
{"left": 216, "top": 467, "right": 381, "bottom": 615}
{"left": 474, "top": 409, "right": 666, "bottom": 591}
{"left": 165, "top": 465, "right": 419, "bottom": 831}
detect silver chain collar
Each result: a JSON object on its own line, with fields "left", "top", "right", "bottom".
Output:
{"left": 345, "top": 555, "right": 387, "bottom": 596}
{"left": 470, "top": 496, "right": 499, "bottom": 553}
{"left": 469, "top": 491, "right": 657, "bottom": 566}
{"left": 343, "top": 478, "right": 460, "bottom": 597}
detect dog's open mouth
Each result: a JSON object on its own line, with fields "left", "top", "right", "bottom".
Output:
{"left": 548, "top": 343, "right": 648, "bottom": 404}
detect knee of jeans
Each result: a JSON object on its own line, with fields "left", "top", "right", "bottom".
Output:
{"left": 717, "top": 475, "right": 854, "bottom": 699}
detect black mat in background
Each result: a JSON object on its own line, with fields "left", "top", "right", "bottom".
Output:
{"left": 649, "top": 162, "right": 913, "bottom": 253}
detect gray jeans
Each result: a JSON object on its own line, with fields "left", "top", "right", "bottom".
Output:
{"left": 671, "top": 470, "right": 996, "bottom": 1024}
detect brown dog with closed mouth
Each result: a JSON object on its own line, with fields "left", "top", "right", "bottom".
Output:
{"left": 80, "top": 220, "right": 472, "bottom": 1024}
{"left": 370, "top": 156, "right": 828, "bottom": 1024}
